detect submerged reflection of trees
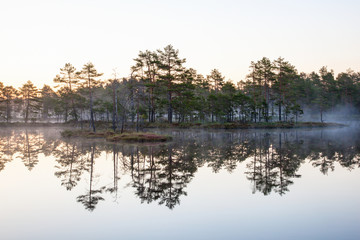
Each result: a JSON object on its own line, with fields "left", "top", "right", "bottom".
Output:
{"left": 114, "top": 144, "right": 197, "bottom": 209}
{"left": 0, "top": 128, "right": 59, "bottom": 171}
{"left": 0, "top": 128, "right": 359, "bottom": 211}
{"left": 0, "top": 131, "right": 16, "bottom": 172}
{"left": 76, "top": 143, "right": 106, "bottom": 211}
{"left": 245, "top": 133, "right": 302, "bottom": 196}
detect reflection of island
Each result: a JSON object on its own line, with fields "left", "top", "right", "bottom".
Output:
{"left": 1, "top": 128, "right": 360, "bottom": 211}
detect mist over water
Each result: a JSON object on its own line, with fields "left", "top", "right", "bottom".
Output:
{"left": 299, "top": 104, "right": 360, "bottom": 126}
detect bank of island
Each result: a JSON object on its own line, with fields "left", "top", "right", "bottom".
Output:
{"left": 61, "top": 130, "right": 172, "bottom": 142}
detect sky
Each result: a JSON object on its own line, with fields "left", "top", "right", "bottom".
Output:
{"left": 1, "top": 0, "right": 360, "bottom": 88}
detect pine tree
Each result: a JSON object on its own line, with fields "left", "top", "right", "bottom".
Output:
{"left": 54, "top": 63, "right": 79, "bottom": 121}
{"left": 131, "top": 50, "right": 159, "bottom": 122}
{"left": 19, "top": 81, "right": 40, "bottom": 123}
{"left": 78, "top": 62, "right": 103, "bottom": 132}
{"left": 157, "top": 45, "right": 186, "bottom": 123}
{"left": 255, "top": 57, "right": 275, "bottom": 121}
{"left": 273, "top": 57, "right": 298, "bottom": 121}
{"left": 40, "top": 85, "right": 57, "bottom": 121}
{"left": 207, "top": 69, "right": 225, "bottom": 92}
{"left": 1, "top": 86, "right": 17, "bottom": 122}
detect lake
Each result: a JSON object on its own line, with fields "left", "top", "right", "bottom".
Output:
{"left": 0, "top": 126, "right": 359, "bottom": 240}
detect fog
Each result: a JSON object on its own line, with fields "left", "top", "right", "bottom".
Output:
{"left": 299, "top": 104, "right": 360, "bottom": 127}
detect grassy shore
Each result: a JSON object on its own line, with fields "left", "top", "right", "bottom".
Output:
{"left": 61, "top": 129, "right": 172, "bottom": 142}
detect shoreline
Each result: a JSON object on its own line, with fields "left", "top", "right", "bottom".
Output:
{"left": 144, "top": 122, "right": 346, "bottom": 129}
{"left": 0, "top": 121, "right": 346, "bottom": 129}
{"left": 60, "top": 129, "right": 172, "bottom": 143}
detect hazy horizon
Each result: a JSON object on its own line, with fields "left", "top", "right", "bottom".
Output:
{"left": 1, "top": 0, "right": 360, "bottom": 88}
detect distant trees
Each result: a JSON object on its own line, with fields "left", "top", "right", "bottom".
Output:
{"left": 77, "top": 62, "right": 103, "bottom": 132}
{"left": 157, "top": 45, "right": 186, "bottom": 123}
{"left": 19, "top": 81, "right": 40, "bottom": 123}
{"left": 54, "top": 63, "right": 79, "bottom": 121}
{"left": 106, "top": 78, "right": 119, "bottom": 131}
{"left": 208, "top": 69, "right": 225, "bottom": 92}
{"left": 251, "top": 57, "right": 275, "bottom": 122}
{"left": 41, "top": 85, "right": 57, "bottom": 121}
{"left": 273, "top": 57, "right": 299, "bottom": 122}
{"left": 336, "top": 69, "right": 360, "bottom": 112}
{"left": 1, "top": 86, "right": 17, "bottom": 122}
{"left": 131, "top": 50, "right": 159, "bottom": 123}
{"left": 0, "top": 45, "right": 360, "bottom": 126}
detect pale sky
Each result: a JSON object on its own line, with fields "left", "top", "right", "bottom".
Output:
{"left": 1, "top": 0, "right": 360, "bottom": 88}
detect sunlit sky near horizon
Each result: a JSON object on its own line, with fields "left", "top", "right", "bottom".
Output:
{"left": 1, "top": 0, "right": 360, "bottom": 88}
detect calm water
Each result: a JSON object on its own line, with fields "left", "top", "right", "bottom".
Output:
{"left": 0, "top": 126, "right": 359, "bottom": 240}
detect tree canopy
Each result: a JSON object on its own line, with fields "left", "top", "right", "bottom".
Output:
{"left": 1, "top": 45, "right": 359, "bottom": 129}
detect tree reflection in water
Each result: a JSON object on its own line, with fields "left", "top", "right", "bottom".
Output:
{"left": 0, "top": 130, "right": 16, "bottom": 172}
{"left": 76, "top": 143, "right": 106, "bottom": 211}
{"left": 1, "top": 128, "right": 360, "bottom": 211}
{"left": 53, "top": 142, "right": 84, "bottom": 190}
{"left": 0, "top": 128, "right": 59, "bottom": 171}
{"left": 104, "top": 144, "right": 121, "bottom": 201}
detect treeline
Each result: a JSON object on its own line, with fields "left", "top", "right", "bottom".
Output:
{"left": 1, "top": 45, "right": 359, "bottom": 130}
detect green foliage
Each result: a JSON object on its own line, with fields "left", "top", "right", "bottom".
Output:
{"left": 1, "top": 46, "right": 360, "bottom": 125}
{"left": 19, "top": 81, "right": 41, "bottom": 123}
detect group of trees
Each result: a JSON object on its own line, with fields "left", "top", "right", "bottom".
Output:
{"left": 1, "top": 45, "right": 360, "bottom": 129}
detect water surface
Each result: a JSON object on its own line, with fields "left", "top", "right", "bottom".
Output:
{"left": 0, "top": 127, "right": 359, "bottom": 240}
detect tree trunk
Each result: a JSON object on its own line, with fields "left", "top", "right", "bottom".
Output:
{"left": 25, "top": 98, "right": 29, "bottom": 123}
{"left": 121, "top": 112, "right": 126, "bottom": 133}
{"left": 320, "top": 109, "right": 323, "bottom": 122}
{"left": 258, "top": 108, "right": 261, "bottom": 122}
{"left": 89, "top": 88, "right": 96, "bottom": 132}
{"left": 115, "top": 91, "right": 119, "bottom": 129}
{"left": 150, "top": 87, "right": 155, "bottom": 122}
{"left": 278, "top": 102, "right": 282, "bottom": 122}
{"left": 168, "top": 91, "right": 172, "bottom": 123}
{"left": 136, "top": 98, "right": 140, "bottom": 132}
{"left": 70, "top": 96, "right": 78, "bottom": 122}
{"left": 6, "top": 100, "right": 10, "bottom": 123}
{"left": 112, "top": 84, "right": 117, "bottom": 132}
